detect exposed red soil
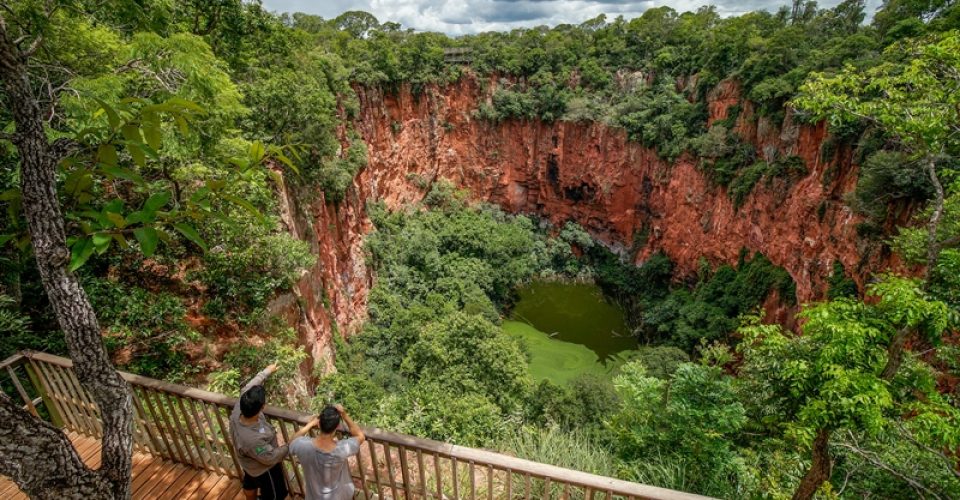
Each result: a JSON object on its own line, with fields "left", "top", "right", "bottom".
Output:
{"left": 273, "top": 75, "right": 912, "bottom": 363}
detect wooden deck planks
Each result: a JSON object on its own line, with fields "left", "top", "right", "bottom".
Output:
{"left": 0, "top": 433, "right": 246, "bottom": 499}
{"left": 217, "top": 479, "right": 245, "bottom": 500}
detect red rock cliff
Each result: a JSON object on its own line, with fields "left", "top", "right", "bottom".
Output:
{"left": 278, "top": 76, "right": 905, "bottom": 363}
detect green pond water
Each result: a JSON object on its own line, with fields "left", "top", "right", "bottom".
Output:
{"left": 503, "top": 281, "right": 637, "bottom": 385}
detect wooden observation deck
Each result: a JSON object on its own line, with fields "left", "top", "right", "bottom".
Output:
{"left": 0, "top": 351, "right": 711, "bottom": 499}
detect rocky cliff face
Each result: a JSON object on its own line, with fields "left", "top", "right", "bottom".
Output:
{"left": 277, "top": 75, "right": 905, "bottom": 364}
{"left": 269, "top": 171, "right": 373, "bottom": 370}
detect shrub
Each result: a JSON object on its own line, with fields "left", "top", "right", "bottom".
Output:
{"left": 612, "top": 81, "right": 706, "bottom": 160}
{"left": 198, "top": 233, "right": 314, "bottom": 323}
{"left": 729, "top": 162, "right": 767, "bottom": 208}
{"left": 375, "top": 385, "right": 506, "bottom": 447}
{"left": 85, "top": 278, "right": 195, "bottom": 380}
{"left": 852, "top": 150, "right": 932, "bottom": 222}
{"left": 618, "top": 345, "right": 690, "bottom": 379}
{"left": 208, "top": 327, "right": 309, "bottom": 409}
{"left": 0, "top": 294, "right": 66, "bottom": 360}
{"left": 826, "top": 261, "right": 859, "bottom": 299}
{"left": 610, "top": 362, "right": 748, "bottom": 496}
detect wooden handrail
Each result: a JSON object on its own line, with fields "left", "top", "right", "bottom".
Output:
{"left": 0, "top": 352, "right": 27, "bottom": 370}
{"left": 4, "top": 351, "right": 713, "bottom": 500}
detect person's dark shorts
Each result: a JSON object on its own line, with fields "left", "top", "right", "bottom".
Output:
{"left": 242, "top": 463, "right": 288, "bottom": 500}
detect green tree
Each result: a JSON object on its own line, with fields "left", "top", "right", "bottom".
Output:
{"left": 737, "top": 277, "right": 956, "bottom": 500}
{"left": 609, "top": 361, "right": 747, "bottom": 495}
{"left": 402, "top": 312, "right": 532, "bottom": 413}
{"left": 794, "top": 30, "right": 960, "bottom": 379}
{"left": 0, "top": 4, "right": 291, "bottom": 496}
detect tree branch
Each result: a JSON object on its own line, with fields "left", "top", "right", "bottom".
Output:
{"left": 937, "top": 234, "right": 960, "bottom": 249}
{"left": 49, "top": 137, "right": 79, "bottom": 161}
{"left": 895, "top": 423, "right": 960, "bottom": 481}
{"left": 837, "top": 430, "right": 945, "bottom": 500}
{"left": 21, "top": 34, "right": 42, "bottom": 57}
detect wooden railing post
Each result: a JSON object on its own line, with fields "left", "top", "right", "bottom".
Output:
{"left": 24, "top": 358, "right": 64, "bottom": 428}
{"left": 6, "top": 364, "right": 38, "bottom": 417}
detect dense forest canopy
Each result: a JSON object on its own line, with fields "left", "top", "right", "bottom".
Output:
{"left": 1, "top": 0, "right": 959, "bottom": 498}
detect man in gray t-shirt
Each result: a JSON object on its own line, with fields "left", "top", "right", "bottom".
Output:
{"left": 230, "top": 363, "right": 319, "bottom": 500}
{"left": 290, "top": 404, "right": 366, "bottom": 500}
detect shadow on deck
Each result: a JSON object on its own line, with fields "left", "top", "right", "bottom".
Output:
{"left": 0, "top": 431, "right": 245, "bottom": 499}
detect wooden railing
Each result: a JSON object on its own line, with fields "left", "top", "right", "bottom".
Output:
{"left": 0, "top": 351, "right": 711, "bottom": 500}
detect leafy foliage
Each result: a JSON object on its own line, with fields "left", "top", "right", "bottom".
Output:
{"left": 595, "top": 248, "right": 796, "bottom": 350}
{"left": 610, "top": 361, "right": 748, "bottom": 496}
{"left": 85, "top": 277, "right": 196, "bottom": 380}
{"left": 851, "top": 150, "right": 934, "bottom": 222}
{"left": 737, "top": 277, "right": 959, "bottom": 496}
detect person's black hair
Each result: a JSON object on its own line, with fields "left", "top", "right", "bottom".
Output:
{"left": 240, "top": 385, "right": 266, "bottom": 418}
{"left": 319, "top": 406, "right": 341, "bottom": 434}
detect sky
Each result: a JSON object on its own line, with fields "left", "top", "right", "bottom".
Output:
{"left": 260, "top": 0, "right": 883, "bottom": 35}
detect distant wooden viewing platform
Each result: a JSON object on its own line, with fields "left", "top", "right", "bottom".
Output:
{"left": 0, "top": 351, "right": 710, "bottom": 499}
{"left": 444, "top": 47, "right": 473, "bottom": 65}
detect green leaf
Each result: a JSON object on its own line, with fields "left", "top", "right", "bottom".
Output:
{"left": 173, "top": 115, "right": 189, "bottom": 135}
{"left": 63, "top": 170, "right": 93, "bottom": 200}
{"left": 0, "top": 234, "right": 14, "bottom": 247}
{"left": 92, "top": 233, "right": 112, "bottom": 254}
{"left": 248, "top": 141, "right": 266, "bottom": 166}
{"left": 0, "top": 188, "right": 20, "bottom": 201}
{"left": 125, "top": 211, "right": 150, "bottom": 225}
{"left": 140, "top": 143, "right": 160, "bottom": 160}
{"left": 144, "top": 191, "right": 172, "bottom": 213}
{"left": 112, "top": 233, "right": 129, "bottom": 250}
{"left": 156, "top": 229, "right": 173, "bottom": 244}
{"left": 99, "top": 165, "right": 145, "bottom": 186}
{"left": 223, "top": 194, "right": 265, "bottom": 224}
{"left": 105, "top": 212, "right": 127, "bottom": 229}
{"left": 121, "top": 124, "right": 142, "bottom": 144}
{"left": 190, "top": 187, "right": 211, "bottom": 203}
{"left": 80, "top": 210, "right": 111, "bottom": 228}
{"left": 210, "top": 210, "right": 238, "bottom": 229}
{"left": 97, "top": 144, "right": 118, "bottom": 167}
{"left": 273, "top": 151, "right": 300, "bottom": 176}
{"left": 205, "top": 180, "right": 227, "bottom": 191}
{"left": 94, "top": 98, "right": 121, "bottom": 130}
{"left": 103, "top": 198, "right": 123, "bottom": 214}
{"left": 15, "top": 234, "right": 31, "bottom": 252}
{"left": 173, "top": 223, "right": 207, "bottom": 252}
{"left": 133, "top": 227, "right": 159, "bottom": 257}
{"left": 127, "top": 142, "right": 146, "bottom": 167}
{"left": 69, "top": 238, "right": 95, "bottom": 272}
{"left": 142, "top": 111, "right": 162, "bottom": 150}
{"left": 164, "top": 97, "right": 205, "bottom": 113}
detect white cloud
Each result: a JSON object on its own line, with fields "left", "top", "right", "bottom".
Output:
{"left": 260, "top": 0, "right": 883, "bottom": 35}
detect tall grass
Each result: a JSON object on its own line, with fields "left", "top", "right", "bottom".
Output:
{"left": 500, "top": 426, "right": 617, "bottom": 477}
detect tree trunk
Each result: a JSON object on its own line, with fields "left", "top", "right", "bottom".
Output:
{"left": 879, "top": 156, "right": 944, "bottom": 385}
{"left": 924, "top": 154, "right": 945, "bottom": 282}
{"left": 0, "top": 394, "right": 113, "bottom": 498}
{"left": 0, "top": 20, "right": 134, "bottom": 500}
{"left": 880, "top": 326, "right": 911, "bottom": 381}
{"left": 792, "top": 428, "right": 832, "bottom": 500}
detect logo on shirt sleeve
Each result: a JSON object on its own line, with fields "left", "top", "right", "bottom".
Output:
{"left": 255, "top": 444, "right": 271, "bottom": 455}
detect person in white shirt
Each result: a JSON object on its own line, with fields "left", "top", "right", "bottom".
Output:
{"left": 290, "top": 404, "right": 366, "bottom": 500}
